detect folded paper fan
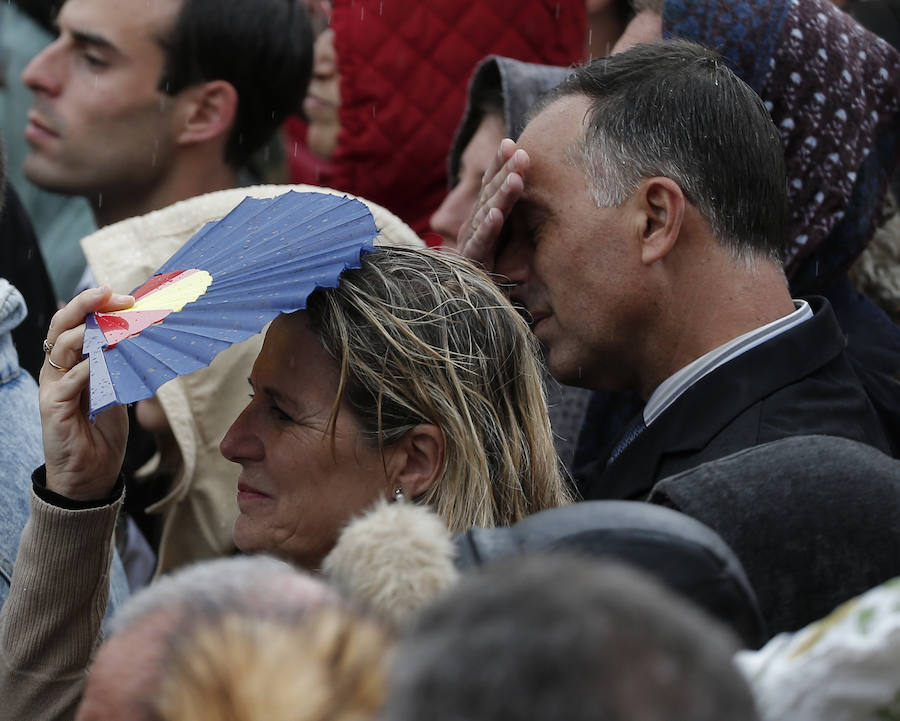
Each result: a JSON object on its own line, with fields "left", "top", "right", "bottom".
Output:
{"left": 83, "top": 191, "right": 378, "bottom": 419}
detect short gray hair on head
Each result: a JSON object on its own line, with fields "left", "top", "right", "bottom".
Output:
{"left": 108, "top": 555, "right": 338, "bottom": 637}
{"left": 530, "top": 39, "right": 787, "bottom": 268}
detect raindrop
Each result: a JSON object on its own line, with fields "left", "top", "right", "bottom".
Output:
{"left": 379, "top": 0, "right": 383, "bottom": 15}
{"left": 98, "top": 193, "right": 103, "bottom": 208}
{"left": 555, "top": 3, "right": 560, "bottom": 19}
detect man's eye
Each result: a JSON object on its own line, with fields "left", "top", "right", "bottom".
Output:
{"left": 83, "top": 53, "right": 107, "bottom": 69}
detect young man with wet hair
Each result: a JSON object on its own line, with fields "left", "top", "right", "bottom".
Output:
{"left": 22, "top": 0, "right": 313, "bottom": 229}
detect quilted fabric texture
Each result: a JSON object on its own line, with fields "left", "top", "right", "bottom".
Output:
{"left": 324, "top": 0, "right": 585, "bottom": 239}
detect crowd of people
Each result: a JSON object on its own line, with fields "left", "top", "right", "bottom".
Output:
{"left": 0, "top": 0, "right": 898, "bottom": 719}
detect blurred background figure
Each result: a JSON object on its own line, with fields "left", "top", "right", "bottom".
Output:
{"left": 0, "top": 133, "right": 57, "bottom": 381}
{"left": 738, "top": 575, "right": 900, "bottom": 721}
{"left": 287, "top": 0, "right": 586, "bottom": 239}
{"left": 0, "top": 280, "right": 42, "bottom": 607}
{"left": 384, "top": 555, "right": 759, "bottom": 721}
{"left": 0, "top": 0, "right": 97, "bottom": 303}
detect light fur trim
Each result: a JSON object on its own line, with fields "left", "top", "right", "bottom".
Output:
{"left": 322, "top": 500, "right": 459, "bottom": 630}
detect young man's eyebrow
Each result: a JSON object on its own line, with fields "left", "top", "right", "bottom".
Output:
{"left": 70, "top": 29, "right": 119, "bottom": 53}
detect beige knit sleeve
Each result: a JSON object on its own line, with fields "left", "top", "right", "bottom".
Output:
{"left": 0, "top": 489, "right": 122, "bottom": 721}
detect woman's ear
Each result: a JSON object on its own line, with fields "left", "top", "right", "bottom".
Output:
{"left": 174, "top": 79, "right": 238, "bottom": 147}
{"left": 387, "top": 424, "right": 445, "bottom": 499}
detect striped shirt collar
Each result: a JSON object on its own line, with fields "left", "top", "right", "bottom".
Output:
{"left": 643, "top": 300, "right": 813, "bottom": 426}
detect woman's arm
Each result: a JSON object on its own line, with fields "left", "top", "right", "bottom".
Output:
{"left": 0, "top": 287, "right": 133, "bottom": 721}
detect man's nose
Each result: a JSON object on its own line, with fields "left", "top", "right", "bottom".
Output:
{"left": 22, "top": 41, "right": 65, "bottom": 96}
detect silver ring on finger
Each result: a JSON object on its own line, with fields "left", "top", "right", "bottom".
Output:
{"left": 42, "top": 338, "right": 54, "bottom": 354}
{"left": 47, "top": 357, "right": 71, "bottom": 373}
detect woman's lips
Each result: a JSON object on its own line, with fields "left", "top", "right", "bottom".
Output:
{"left": 237, "top": 483, "right": 272, "bottom": 505}
{"left": 303, "top": 94, "right": 335, "bottom": 116}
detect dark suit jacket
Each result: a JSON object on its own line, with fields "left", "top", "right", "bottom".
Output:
{"left": 647, "top": 435, "right": 900, "bottom": 635}
{"left": 577, "top": 297, "right": 892, "bottom": 500}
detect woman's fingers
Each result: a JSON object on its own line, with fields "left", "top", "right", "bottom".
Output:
{"left": 44, "top": 285, "right": 133, "bottom": 347}
{"left": 41, "top": 285, "right": 134, "bottom": 385}
{"left": 40, "top": 325, "right": 88, "bottom": 382}
{"left": 44, "top": 356, "right": 91, "bottom": 405}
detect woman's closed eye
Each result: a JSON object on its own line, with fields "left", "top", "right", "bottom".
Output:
{"left": 248, "top": 392, "right": 295, "bottom": 423}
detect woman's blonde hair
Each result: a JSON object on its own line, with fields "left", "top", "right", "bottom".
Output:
{"left": 153, "top": 607, "right": 391, "bottom": 721}
{"left": 306, "top": 246, "right": 571, "bottom": 532}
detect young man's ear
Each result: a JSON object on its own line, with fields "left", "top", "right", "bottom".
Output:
{"left": 386, "top": 424, "right": 445, "bottom": 500}
{"left": 635, "top": 176, "right": 685, "bottom": 265}
{"left": 175, "top": 79, "right": 238, "bottom": 147}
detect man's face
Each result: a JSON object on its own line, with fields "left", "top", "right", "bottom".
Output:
{"left": 22, "top": 0, "right": 183, "bottom": 201}
{"left": 498, "top": 95, "right": 650, "bottom": 392}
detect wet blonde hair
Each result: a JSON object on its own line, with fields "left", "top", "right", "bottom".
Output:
{"left": 153, "top": 607, "right": 391, "bottom": 721}
{"left": 305, "top": 246, "right": 571, "bottom": 532}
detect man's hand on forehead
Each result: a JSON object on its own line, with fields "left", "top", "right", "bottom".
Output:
{"left": 456, "top": 138, "right": 529, "bottom": 272}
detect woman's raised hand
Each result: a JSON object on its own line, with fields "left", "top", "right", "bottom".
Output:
{"left": 39, "top": 286, "right": 134, "bottom": 501}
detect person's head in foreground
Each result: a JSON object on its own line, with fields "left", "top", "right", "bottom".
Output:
{"left": 484, "top": 40, "right": 791, "bottom": 398}
{"left": 383, "top": 554, "right": 759, "bottom": 721}
{"left": 76, "top": 556, "right": 391, "bottom": 721}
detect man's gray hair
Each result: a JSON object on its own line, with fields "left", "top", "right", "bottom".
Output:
{"left": 530, "top": 40, "right": 788, "bottom": 268}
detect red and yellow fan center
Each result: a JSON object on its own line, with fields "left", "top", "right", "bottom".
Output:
{"left": 95, "top": 269, "right": 213, "bottom": 346}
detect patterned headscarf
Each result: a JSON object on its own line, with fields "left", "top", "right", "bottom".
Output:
{"left": 664, "top": 0, "right": 900, "bottom": 292}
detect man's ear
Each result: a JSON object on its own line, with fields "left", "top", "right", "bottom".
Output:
{"left": 174, "top": 79, "right": 238, "bottom": 147}
{"left": 635, "top": 176, "right": 684, "bottom": 265}
{"left": 386, "top": 424, "right": 445, "bottom": 500}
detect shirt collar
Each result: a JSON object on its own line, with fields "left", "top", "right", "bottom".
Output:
{"left": 644, "top": 299, "right": 813, "bottom": 425}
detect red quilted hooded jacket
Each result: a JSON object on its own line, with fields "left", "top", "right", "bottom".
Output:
{"left": 288, "top": 0, "right": 586, "bottom": 241}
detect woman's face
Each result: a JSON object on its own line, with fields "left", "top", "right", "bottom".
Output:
{"left": 220, "top": 312, "right": 391, "bottom": 569}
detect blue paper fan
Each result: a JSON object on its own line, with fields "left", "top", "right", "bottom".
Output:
{"left": 83, "top": 191, "right": 378, "bottom": 419}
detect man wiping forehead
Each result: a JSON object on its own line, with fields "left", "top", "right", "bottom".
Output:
{"left": 457, "top": 39, "right": 891, "bottom": 496}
